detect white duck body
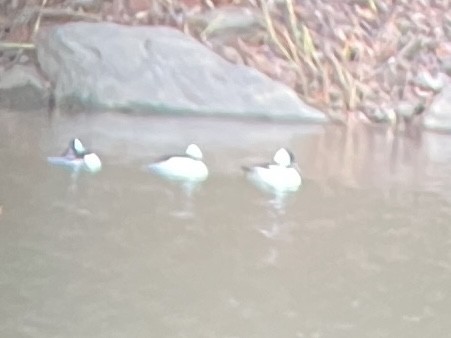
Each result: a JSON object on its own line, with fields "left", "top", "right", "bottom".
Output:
{"left": 148, "top": 144, "right": 208, "bottom": 182}
{"left": 245, "top": 148, "right": 302, "bottom": 192}
{"left": 47, "top": 153, "right": 102, "bottom": 173}
{"left": 47, "top": 138, "right": 102, "bottom": 173}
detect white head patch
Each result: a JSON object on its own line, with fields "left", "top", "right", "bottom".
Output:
{"left": 273, "top": 148, "right": 293, "bottom": 167}
{"left": 73, "top": 138, "right": 86, "bottom": 154}
{"left": 83, "top": 153, "right": 102, "bottom": 172}
{"left": 185, "top": 144, "right": 203, "bottom": 160}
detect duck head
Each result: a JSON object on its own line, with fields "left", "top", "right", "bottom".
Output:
{"left": 185, "top": 144, "right": 203, "bottom": 160}
{"left": 273, "top": 148, "right": 296, "bottom": 167}
{"left": 83, "top": 153, "right": 102, "bottom": 172}
{"left": 71, "top": 138, "right": 87, "bottom": 157}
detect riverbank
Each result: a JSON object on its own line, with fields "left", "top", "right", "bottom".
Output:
{"left": 1, "top": 0, "right": 451, "bottom": 129}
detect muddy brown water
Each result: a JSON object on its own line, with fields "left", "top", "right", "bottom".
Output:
{"left": 0, "top": 110, "right": 450, "bottom": 337}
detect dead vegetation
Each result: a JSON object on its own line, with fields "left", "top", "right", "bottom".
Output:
{"left": 1, "top": 0, "right": 451, "bottom": 124}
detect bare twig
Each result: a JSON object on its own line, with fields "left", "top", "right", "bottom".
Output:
{"left": 32, "top": 0, "right": 48, "bottom": 38}
{"left": 40, "top": 8, "right": 102, "bottom": 21}
{"left": 285, "top": 0, "right": 300, "bottom": 48}
{"left": 0, "top": 42, "right": 35, "bottom": 50}
{"left": 259, "top": 0, "right": 294, "bottom": 62}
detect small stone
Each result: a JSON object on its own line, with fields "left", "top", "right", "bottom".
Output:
{"left": 395, "top": 101, "right": 417, "bottom": 119}
{"left": 423, "top": 84, "right": 451, "bottom": 131}
{"left": 365, "top": 106, "right": 396, "bottom": 124}
{"left": 440, "top": 56, "right": 451, "bottom": 75}
{"left": 0, "top": 64, "right": 50, "bottom": 110}
{"left": 413, "top": 71, "right": 448, "bottom": 92}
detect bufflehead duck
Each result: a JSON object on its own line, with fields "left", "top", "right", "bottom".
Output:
{"left": 148, "top": 144, "right": 209, "bottom": 181}
{"left": 47, "top": 138, "right": 102, "bottom": 173}
{"left": 243, "top": 148, "right": 302, "bottom": 192}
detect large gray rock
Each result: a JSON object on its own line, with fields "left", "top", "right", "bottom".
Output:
{"left": 35, "top": 22, "right": 328, "bottom": 122}
{"left": 0, "top": 64, "right": 50, "bottom": 110}
{"left": 423, "top": 84, "right": 451, "bottom": 131}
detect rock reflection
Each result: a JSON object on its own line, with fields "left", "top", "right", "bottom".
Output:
{"left": 300, "top": 120, "right": 445, "bottom": 193}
